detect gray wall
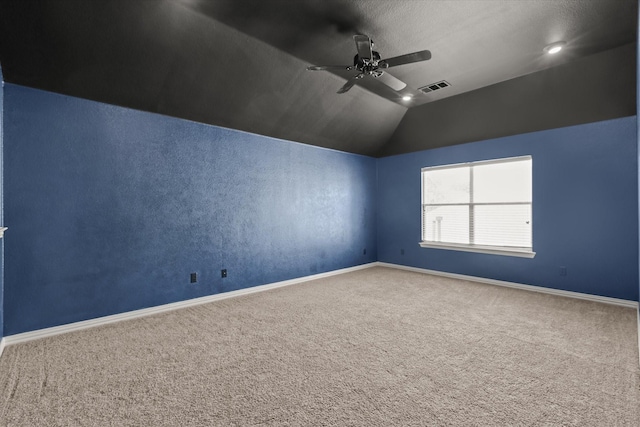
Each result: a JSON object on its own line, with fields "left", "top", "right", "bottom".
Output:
{"left": 0, "top": 64, "right": 3, "bottom": 340}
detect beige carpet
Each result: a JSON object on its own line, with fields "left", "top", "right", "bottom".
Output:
{"left": 0, "top": 267, "right": 638, "bottom": 426}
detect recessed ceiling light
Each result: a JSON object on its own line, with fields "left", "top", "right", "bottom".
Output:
{"left": 544, "top": 41, "right": 566, "bottom": 54}
{"left": 402, "top": 95, "right": 412, "bottom": 101}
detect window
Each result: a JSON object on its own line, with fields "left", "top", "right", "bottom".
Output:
{"left": 420, "top": 156, "right": 534, "bottom": 258}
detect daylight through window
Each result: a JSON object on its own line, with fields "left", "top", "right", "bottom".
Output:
{"left": 420, "top": 156, "right": 534, "bottom": 257}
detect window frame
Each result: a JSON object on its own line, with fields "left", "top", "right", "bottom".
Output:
{"left": 419, "top": 155, "right": 535, "bottom": 258}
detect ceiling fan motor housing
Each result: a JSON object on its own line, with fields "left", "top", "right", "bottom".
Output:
{"left": 354, "top": 51, "right": 382, "bottom": 72}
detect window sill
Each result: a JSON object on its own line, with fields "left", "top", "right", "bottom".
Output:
{"left": 419, "top": 241, "right": 536, "bottom": 258}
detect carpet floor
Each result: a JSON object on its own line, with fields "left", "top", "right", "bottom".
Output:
{"left": 0, "top": 267, "right": 638, "bottom": 426}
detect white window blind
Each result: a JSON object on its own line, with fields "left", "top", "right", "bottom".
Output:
{"left": 421, "top": 156, "right": 532, "bottom": 254}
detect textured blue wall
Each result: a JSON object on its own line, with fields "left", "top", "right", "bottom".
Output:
{"left": 378, "top": 117, "right": 639, "bottom": 301}
{"left": 3, "top": 85, "right": 638, "bottom": 338}
{"left": 3, "top": 84, "right": 377, "bottom": 335}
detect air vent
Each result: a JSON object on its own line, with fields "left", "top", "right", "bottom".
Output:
{"left": 419, "top": 80, "right": 451, "bottom": 94}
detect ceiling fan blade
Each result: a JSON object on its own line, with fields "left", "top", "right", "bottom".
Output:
{"left": 337, "top": 75, "right": 361, "bottom": 94}
{"left": 382, "top": 50, "right": 432, "bottom": 68}
{"left": 353, "top": 35, "right": 372, "bottom": 60}
{"left": 374, "top": 72, "right": 407, "bottom": 91}
{"left": 307, "top": 65, "right": 353, "bottom": 71}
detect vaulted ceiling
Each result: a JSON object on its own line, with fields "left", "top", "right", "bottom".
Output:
{"left": 0, "top": 0, "right": 637, "bottom": 156}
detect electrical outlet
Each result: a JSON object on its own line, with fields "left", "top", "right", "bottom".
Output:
{"left": 190, "top": 272, "right": 197, "bottom": 283}
{"left": 400, "top": 249, "right": 405, "bottom": 255}
{"left": 559, "top": 266, "right": 567, "bottom": 276}
{"left": 221, "top": 269, "right": 227, "bottom": 278}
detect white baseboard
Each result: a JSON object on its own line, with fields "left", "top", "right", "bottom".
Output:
{"left": 3, "top": 262, "right": 377, "bottom": 347}
{"left": 376, "top": 262, "right": 639, "bottom": 309}
{"left": 3, "top": 261, "right": 638, "bottom": 353}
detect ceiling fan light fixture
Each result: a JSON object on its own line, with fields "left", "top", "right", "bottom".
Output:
{"left": 307, "top": 35, "right": 431, "bottom": 101}
{"left": 544, "top": 41, "right": 566, "bottom": 54}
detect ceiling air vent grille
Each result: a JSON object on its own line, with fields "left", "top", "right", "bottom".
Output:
{"left": 419, "top": 80, "right": 451, "bottom": 94}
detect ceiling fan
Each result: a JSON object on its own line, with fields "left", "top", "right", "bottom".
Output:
{"left": 307, "top": 35, "right": 431, "bottom": 94}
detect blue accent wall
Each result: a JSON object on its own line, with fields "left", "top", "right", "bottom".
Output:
{"left": 2, "top": 84, "right": 639, "bottom": 337}
{"left": 377, "top": 117, "right": 639, "bottom": 301}
{"left": 3, "top": 84, "right": 377, "bottom": 335}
